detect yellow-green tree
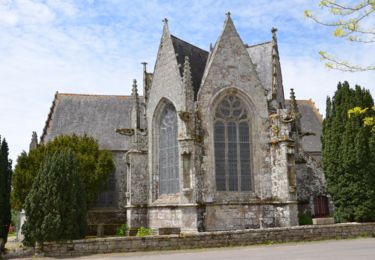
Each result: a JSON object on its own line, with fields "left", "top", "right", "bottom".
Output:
{"left": 305, "top": 0, "right": 375, "bottom": 71}
{"left": 348, "top": 106, "right": 375, "bottom": 132}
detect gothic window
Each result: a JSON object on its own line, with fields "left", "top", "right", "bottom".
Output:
{"left": 214, "top": 95, "right": 251, "bottom": 191}
{"left": 159, "top": 103, "right": 179, "bottom": 195}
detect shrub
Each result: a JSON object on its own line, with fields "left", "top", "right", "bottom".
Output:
{"left": 136, "top": 227, "right": 152, "bottom": 237}
{"left": 12, "top": 134, "right": 115, "bottom": 210}
{"left": 22, "top": 150, "right": 87, "bottom": 245}
{"left": 116, "top": 224, "right": 128, "bottom": 236}
{"left": 299, "top": 213, "right": 313, "bottom": 225}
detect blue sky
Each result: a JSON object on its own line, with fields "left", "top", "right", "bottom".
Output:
{"left": 0, "top": 0, "right": 374, "bottom": 162}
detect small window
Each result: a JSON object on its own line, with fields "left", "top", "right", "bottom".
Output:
{"left": 214, "top": 95, "right": 252, "bottom": 192}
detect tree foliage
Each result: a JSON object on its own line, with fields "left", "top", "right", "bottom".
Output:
{"left": 12, "top": 135, "right": 115, "bottom": 211}
{"left": 305, "top": 0, "right": 375, "bottom": 71}
{"left": 22, "top": 150, "right": 86, "bottom": 245}
{"left": 0, "top": 136, "right": 12, "bottom": 252}
{"left": 348, "top": 105, "right": 375, "bottom": 131}
{"left": 322, "top": 81, "right": 375, "bottom": 222}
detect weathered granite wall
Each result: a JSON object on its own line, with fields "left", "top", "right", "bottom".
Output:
{"left": 125, "top": 150, "right": 148, "bottom": 229}
{"left": 296, "top": 153, "right": 333, "bottom": 216}
{"left": 42, "top": 223, "right": 375, "bottom": 257}
{"left": 148, "top": 206, "right": 198, "bottom": 232}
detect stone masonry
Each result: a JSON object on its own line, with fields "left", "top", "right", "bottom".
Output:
{"left": 39, "top": 13, "right": 329, "bottom": 234}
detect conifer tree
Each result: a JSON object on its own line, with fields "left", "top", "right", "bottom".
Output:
{"left": 323, "top": 81, "right": 375, "bottom": 222}
{"left": 22, "top": 150, "right": 86, "bottom": 245}
{"left": 0, "top": 136, "right": 12, "bottom": 252}
{"left": 12, "top": 134, "right": 115, "bottom": 211}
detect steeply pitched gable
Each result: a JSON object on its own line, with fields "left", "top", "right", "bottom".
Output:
{"left": 198, "top": 13, "right": 265, "bottom": 112}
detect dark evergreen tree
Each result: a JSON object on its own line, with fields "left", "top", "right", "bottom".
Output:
{"left": 0, "top": 136, "right": 12, "bottom": 252}
{"left": 12, "top": 134, "right": 115, "bottom": 211}
{"left": 322, "top": 81, "right": 375, "bottom": 222}
{"left": 22, "top": 150, "right": 86, "bottom": 245}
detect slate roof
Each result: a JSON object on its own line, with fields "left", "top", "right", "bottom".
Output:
{"left": 169, "top": 34, "right": 276, "bottom": 100}
{"left": 41, "top": 94, "right": 323, "bottom": 155}
{"left": 41, "top": 93, "right": 143, "bottom": 151}
{"left": 171, "top": 35, "right": 209, "bottom": 99}
{"left": 246, "top": 41, "right": 273, "bottom": 92}
{"left": 286, "top": 99, "right": 323, "bottom": 153}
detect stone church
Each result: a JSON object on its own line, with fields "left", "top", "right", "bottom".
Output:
{"left": 39, "top": 14, "right": 330, "bottom": 234}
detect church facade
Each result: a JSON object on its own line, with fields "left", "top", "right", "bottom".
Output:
{"left": 40, "top": 14, "right": 330, "bottom": 234}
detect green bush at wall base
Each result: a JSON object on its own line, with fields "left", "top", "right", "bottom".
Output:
{"left": 116, "top": 224, "right": 128, "bottom": 236}
{"left": 299, "top": 213, "right": 313, "bottom": 225}
{"left": 136, "top": 227, "right": 152, "bottom": 237}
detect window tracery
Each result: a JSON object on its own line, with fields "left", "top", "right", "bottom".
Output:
{"left": 159, "top": 103, "right": 179, "bottom": 194}
{"left": 214, "top": 95, "right": 251, "bottom": 191}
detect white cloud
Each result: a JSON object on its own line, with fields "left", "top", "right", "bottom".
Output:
{"left": 0, "top": 0, "right": 373, "bottom": 163}
{"left": 282, "top": 54, "right": 375, "bottom": 116}
{"left": 15, "top": 0, "right": 56, "bottom": 25}
{"left": 0, "top": 8, "right": 18, "bottom": 26}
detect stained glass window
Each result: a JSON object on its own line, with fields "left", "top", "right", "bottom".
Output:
{"left": 159, "top": 103, "right": 179, "bottom": 195}
{"left": 214, "top": 95, "right": 252, "bottom": 191}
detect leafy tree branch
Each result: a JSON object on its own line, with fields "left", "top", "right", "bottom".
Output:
{"left": 305, "top": 0, "right": 375, "bottom": 71}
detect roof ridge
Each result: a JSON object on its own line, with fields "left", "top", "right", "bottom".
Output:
{"left": 171, "top": 34, "right": 208, "bottom": 54}
{"left": 58, "top": 93, "right": 140, "bottom": 98}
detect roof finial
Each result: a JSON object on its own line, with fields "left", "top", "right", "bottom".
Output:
{"left": 131, "top": 79, "right": 140, "bottom": 130}
{"left": 290, "top": 88, "right": 298, "bottom": 113}
{"left": 225, "top": 11, "right": 231, "bottom": 18}
{"left": 183, "top": 56, "right": 194, "bottom": 111}
{"left": 141, "top": 62, "right": 147, "bottom": 73}
{"left": 183, "top": 56, "right": 192, "bottom": 86}
{"left": 132, "top": 79, "right": 138, "bottom": 97}
{"left": 162, "top": 18, "right": 168, "bottom": 24}
{"left": 271, "top": 27, "right": 278, "bottom": 41}
{"left": 290, "top": 88, "right": 296, "bottom": 100}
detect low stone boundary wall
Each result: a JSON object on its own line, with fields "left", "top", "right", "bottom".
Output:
{"left": 42, "top": 223, "right": 375, "bottom": 257}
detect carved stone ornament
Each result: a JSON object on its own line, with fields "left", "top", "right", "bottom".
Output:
{"left": 178, "top": 111, "right": 191, "bottom": 122}
{"left": 116, "top": 128, "right": 135, "bottom": 136}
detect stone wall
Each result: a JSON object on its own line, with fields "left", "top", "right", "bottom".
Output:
{"left": 296, "top": 153, "right": 333, "bottom": 216}
{"left": 42, "top": 223, "right": 375, "bottom": 257}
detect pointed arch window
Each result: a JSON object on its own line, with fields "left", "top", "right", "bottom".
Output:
{"left": 159, "top": 103, "right": 179, "bottom": 195}
{"left": 214, "top": 95, "right": 251, "bottom": 191}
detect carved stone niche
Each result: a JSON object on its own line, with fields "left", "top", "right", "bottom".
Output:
{"left": 181, "top": 150, "right": 192, "bottom": 193}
